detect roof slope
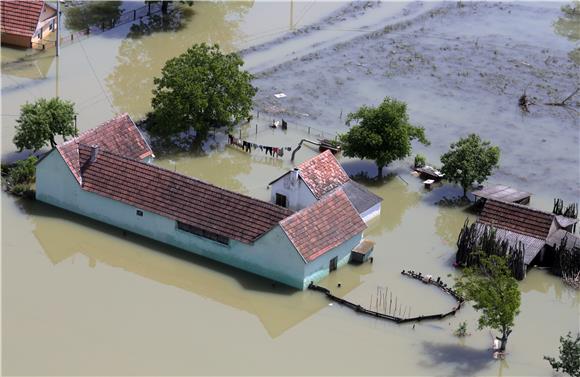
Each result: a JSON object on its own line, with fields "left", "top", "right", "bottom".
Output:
{"left": 57, "top": 113, "right": 153, "bottom": 183}
{"left": 340, "top": 180, "right": 383, "bottom": 214}
{"left": 478, "top": 200, "right": 554, "bottom": 240}
{"left": 1, "top": 0, "right": 43, "bottom": 38}
{"left": 297, "top": 150, "right": 350, "bottom": 199}
{"left": 78, "top": 145, "right": 292, "bottom": 244}
{"left": 471, "top": 184, "right": 531, "bottom": 203}
{"left": 280, "top": 188, "right": 366, "bottom": 262}
{"left": 474, "top": 223, "right": 546, "bottom": 265}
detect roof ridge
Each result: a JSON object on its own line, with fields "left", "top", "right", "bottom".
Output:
{"left": 84, "top": 147, "right": 293, "bottom": 215}
{"left": 487, "top": 199, "right": 554, "bottom": 218}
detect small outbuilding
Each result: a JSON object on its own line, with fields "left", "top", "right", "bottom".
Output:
{"left": 269, "top": 150, "right": 383, "bottom": 223}
{"left": 472, "top": 184, "right": 531, "bottom": 205}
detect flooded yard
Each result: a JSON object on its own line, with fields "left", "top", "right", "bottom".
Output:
{"left": 2, "top": 1, "right": 579, "bottom": 376}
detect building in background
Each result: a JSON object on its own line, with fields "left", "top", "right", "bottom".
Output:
{"left": 1, "top": 0, "right": 57, "bottom": 48}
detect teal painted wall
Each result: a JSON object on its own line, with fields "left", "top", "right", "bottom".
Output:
{"left": 36, "top": 150, "right": 362, "bottom": 289}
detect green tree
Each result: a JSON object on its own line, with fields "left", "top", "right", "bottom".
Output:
{"left": 64, "top": 1, "right": 122, "bottom": 31}
{"left": 544, "top": 332, "right": 580, "bottom": 377}
{"left": 455, "top": 254, "right": 521, "bottom": 352}
{"left": 146, "top": 1, "right": 193, "bottom": 15}
{"left": 13, "top": 98, "right": 77, "bottom": 151}
{"left": 440, "top": 134, "right": 500, "bottom": 197}
{"left": 340, "top": 97, "right": 429, "bottom": 179}
{"left": 150, "top": 43, "right": 256, "bottom": 139}
{"left": 3, "top": 156, "right": 38, "bottom": 196}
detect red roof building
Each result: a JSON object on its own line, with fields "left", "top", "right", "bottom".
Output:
{"left": 1, "top": 0, "right": 56, "bottom": 48}
{"left": 36, "top": 116, "right": 369, "bottom": 289}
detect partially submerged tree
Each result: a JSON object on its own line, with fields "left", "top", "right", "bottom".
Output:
{"left": 340, "top": 97, "right": 429, "bottom": 179}
{"left": 440, "top": 134, "right": 500, "bottom": 197}
{"left": 3, "top": 156, "right": 38, "bottom": 196}
{"left": 13, "top": 98, "right": 77, "bottom": 151}
{"left": 146, "top": 1, "right": 193, "bottom": 15}
{"left": 65, "top": 1, "right": 122, "bottom": 31}
{"left": 455, "top": 254, "right": 521, "bottom": 352}
{"left": 544, "top": 332, "right": 580, "bottom": 377}
{"left": 150, "top": 43, "right": 256, "bottom": 140}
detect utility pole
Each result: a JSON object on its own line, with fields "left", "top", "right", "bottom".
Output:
{"left": 290, "top": 0, "right": 294, "bottom": 30}
{"left": 56, "top": 0, "right": 61, "bottom": 57}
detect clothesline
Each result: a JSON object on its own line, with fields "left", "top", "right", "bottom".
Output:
{"left": 228, "top": 134, "right": 292, "bottom": 158}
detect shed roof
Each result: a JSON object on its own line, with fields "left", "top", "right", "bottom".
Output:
{"left": 280, "top": 188, "right": 366, "bottom": 262}
{"left": 340, "top": 180, "right": 383, "bottom": 215}
{"left": 473, "top": 223, "right": 545, "bottom": 265}
{"left": 57, "top": 113, "right": 154, "bottom": 183}
{"left": 78, "top": 145, "right": 292, "bottom": 244}
{"left": 478, "top": 199, "right": 555, "bottom": 240}
{"left": 471, "top": 185, "right": 531, "bottom": 203}
{"left": 1, "top": 0, "right": 44, "bottom": 38}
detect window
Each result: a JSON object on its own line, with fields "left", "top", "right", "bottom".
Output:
{"left": 275, "top": 193, "right": 288, "bottom": 208}
{"left": 136, "top": 210, "right": 143, "bottom": 217}
{"left": 177, "top": 221, "right": 229, "bottom": 245}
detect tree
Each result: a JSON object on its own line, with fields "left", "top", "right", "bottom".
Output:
{"left": 340, "top": 97, "right": 429, "bottom": 179}
{"left": 146, "top": 1, "right": 193, "bottom": 15}
{"left": 13, "top": 98, "right": 77, "bottom": 151}
{"left": 455, "top": 254, "right": 521, "bottom": 352}
{"left": 440, "top": 134, "right": 500, "bottom": 197}
{"left": 544, "top": 332, "right": 580, "bottom": 377}
{"left": 3, "top": 156, "right": 38, "bottom": 196}
{"left": 64, "top": 2, "right": 122, "bottom": 31}
{"left": 150, "top": 43, "right": 256, "bottom": 139}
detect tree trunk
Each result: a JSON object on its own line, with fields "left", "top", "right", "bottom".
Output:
{"left": 161, "top": 1, "right": 169, "bottom": 14}
{"left": 499, "top": 328, "right": 512, "bottom": 352}
{"left": 49, "top": 136, "right": 56, "bottom": 149}
{"left": 377, "top": 163, "right": 383, "bottom": 180}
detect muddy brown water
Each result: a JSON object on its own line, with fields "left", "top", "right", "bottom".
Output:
{"left": 1, "top": 1, "right": 579, "bottom": 376}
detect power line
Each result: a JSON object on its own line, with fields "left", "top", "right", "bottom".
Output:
{"left": 77, "top": 38, "right": 115, "bottom": 112}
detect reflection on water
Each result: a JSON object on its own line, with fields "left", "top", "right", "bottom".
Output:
{"left": 106, "top": 2, "right": 252, "bottom": 119}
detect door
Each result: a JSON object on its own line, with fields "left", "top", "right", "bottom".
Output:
{"left": 329, "top": 256, "right": 338, "bottom": 272}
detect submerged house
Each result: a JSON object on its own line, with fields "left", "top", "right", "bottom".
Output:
{"left": 475, "top": 199, "right": 578, "bottom": 273}
{"left": 1, "top": 0, "right": 57, "bottom": 48}
{"left": 36, "top": 115, "right": 368, "bottom": 289}
{"left": 268, "top": 150, "right": 383, "bottom": 223}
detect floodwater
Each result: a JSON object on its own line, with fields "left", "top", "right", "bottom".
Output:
{"left": 2, "top": 1, "right": 579, "bottom": 376}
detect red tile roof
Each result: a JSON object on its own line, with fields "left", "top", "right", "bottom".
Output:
{"left": 296, "top": 150, "right": 350, "bottom": 199}
{"left": 478, "top": 200, "right": 555, "bottom": 240}
{"left": 1, "top": 0, "right": 44, "bottom": 38}
{"left": 78, "top": 145, "right": 292, "bottom": 244}
{"left": 280, "top": 188, "right": 366, "bottom": 262}
{"left": 57, "top": 113, "right": 153, "bottom": 183}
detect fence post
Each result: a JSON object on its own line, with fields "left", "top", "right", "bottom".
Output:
{"left": 101, "top": 22, "right": 105, "bottom": 31}
{"left": 133, "top": 9, "right": 136, "bottom": 20}
{"left": 86, "top": 27, "right": 90, "bottom": 35}
{"left": 308, "top": 127, "right": 310, "bottom": 134}
{"left": 71, "top": 34, "right": 73, "bottom": 41}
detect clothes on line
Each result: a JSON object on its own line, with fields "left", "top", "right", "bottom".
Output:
{"left": 228, "top": 134, "right": 292, "bottom": 158}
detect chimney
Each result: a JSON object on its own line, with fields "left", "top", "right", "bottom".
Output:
{"left": 290, "top": 168, "right": 300, "bottom": 185}
{"left": 90, "top": 145, "right": 99, "bottom": 162}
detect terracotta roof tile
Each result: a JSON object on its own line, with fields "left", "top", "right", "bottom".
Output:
{"left": 297, "top": 150, "right": 350, "bottom": 199}
{"left": 280, "top": 188, "right": 366, "bottom": 262}
{"left": 478, "top": 200, "right": 555, "bottom": 240}
{"left": 1, "top": 0, "right": 43, "bottom": 38}
{"left": 57, "top": 113, "right": 153, "bottom": 183}
{"left": 78, "top": 145, "right": 292, "bottom": 244}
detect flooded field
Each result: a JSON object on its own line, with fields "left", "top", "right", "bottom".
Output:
{"left": 2, "top": 1, "right": 579, "bottom": 376}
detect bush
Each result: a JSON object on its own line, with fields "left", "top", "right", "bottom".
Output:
{"left": 454, "top": 321, "right": 469, "bottom": 337}
{"left": 3, "top": 156, "right": 37, "bottom": 196}
{"left": 414, "top": 154, "right": 426, "bottom": 168}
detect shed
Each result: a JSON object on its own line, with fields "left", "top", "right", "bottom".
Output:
{"left": 350, "top": 239, "right": 375, "bottom": 263}
{"left": 471, "top": 185, "right": 531, "bottom": 205}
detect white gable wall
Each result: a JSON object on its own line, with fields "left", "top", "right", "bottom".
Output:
{"left": 270, "top": 174, "right": 316, "bottom": 211}
{"left": 36, "top": 151, "right": 307, "bottom": 289}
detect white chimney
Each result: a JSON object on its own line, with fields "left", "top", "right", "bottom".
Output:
{"left": 290, "top": 168, "right": 300, "bottom": 185}
{"left": 90, "top": 145, "right": 99, "bottom": 162}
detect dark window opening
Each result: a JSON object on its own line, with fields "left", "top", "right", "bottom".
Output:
{"left": 275, "top": 193, "right": 288, "bottom": 208}
{"left": 136, "top": 210, "right": 143, "bottom": 217}
{"left": 329, "top": 256, "right": 338, "bottom": 272}
{"left": 177, "top": 221, "right": 229, "bottom": 245}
